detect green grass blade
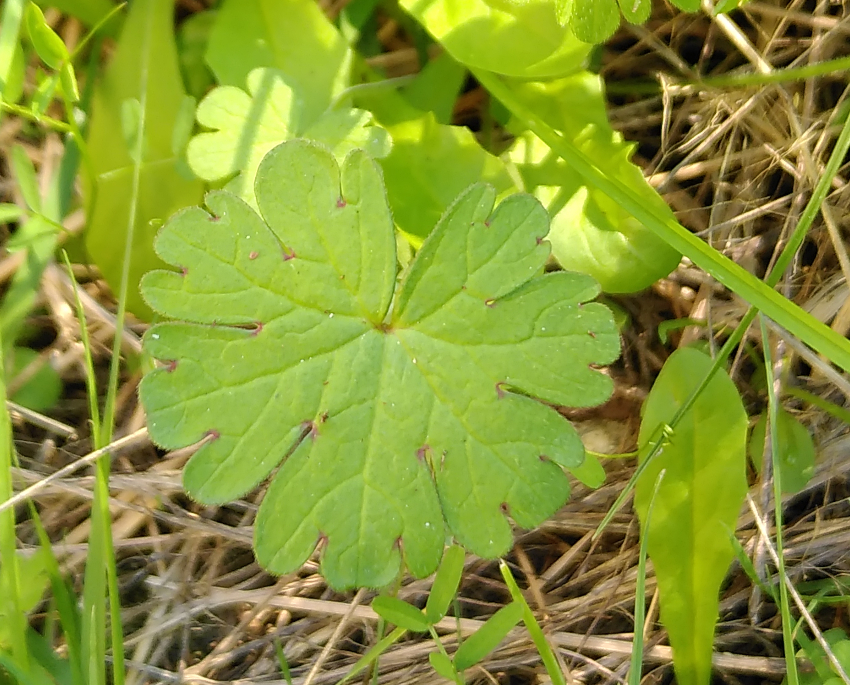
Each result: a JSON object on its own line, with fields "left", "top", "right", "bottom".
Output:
{"left": 0, "top": 318, "right": 29, "bottom": 675}
{"left": 0, "top": 0, "right": 25, "bottom": 106}
{"left": 473, "top": 69, "right": 850, "bottom": 373}
{"left": 629, "top": 469, "right": 665, "bottom": 685}
{"left": 335, "top": 626, "right": 407, "bottom": 685}
{"left": 759, "top": 317, "right": 799, "bottom": 685}
{"left": 500, "top": 560, "right": 566, "bottom": 685}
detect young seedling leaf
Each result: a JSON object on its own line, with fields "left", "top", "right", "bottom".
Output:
{"left": 507, "top": 74, "right": 681, "bottom": 293}
{"left": 425, "top": 544, "right": 465, "bottom": 623}
{"left": 634, "top": 347, "right": 748, "bottom": 685}
{"left": 400, "top": 0, "right": 591, "bottom": 78}
{"left": 140, "top": 140, "right": 619, "bottom": 590}
{"left": 749, "top": 408, "right": 816, "bottom": 494}
{"left": 187, "top": 67, "right": 390, "bottom": 209}
{"left": 453, "top": 601, "right": 523, "bottom": 671}
{"left": 25, "top": 3, "right": 69, "bottom": 70}
{"left": 85, "top": 0, "right": 204, "bottom": 319}
{"left": 372, "top": 596, "right": 431, "bottom": 633}
{"left": 429, "top": 651, "right": 459, "bottom": 681}
{"left": 205, "top": 0, "right": 350, "bottom": 123}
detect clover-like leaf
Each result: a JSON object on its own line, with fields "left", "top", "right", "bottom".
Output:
{"left": 140, "top": 140, "right": 619, "bottom": 589}
{"left": 187, "top": 67, "right": 391, "bottom": 208}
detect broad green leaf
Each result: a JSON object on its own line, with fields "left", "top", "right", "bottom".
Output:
{"left": 353, "top": 79, "right": 515, "bottom": 243}
{"left": 25, "top": 2, "right": 69, "bottom": 70}
{"left": 205, "top": 0, "right": 350, "bottom": 124}
{"left": 379, "top": 111, "right": 515, "bottom": 242}
{"left": 401, "top": 0, "right": 591, "bottom": 78}
{"left": 425, "top": 544, "right": 465, "bottom": 623}
{"left": 372, "top": 596, "right": 431, "bottom": 632}
{"left": 401, "top": 52, "right": 466, "bottom": 125}
{"left": 9, "top": 347, "right": 62, "bottom": 412}
{"left": 671, "top": 0, "right": 700, "bottom": 10}
{"left": 749, "top": 409, "right": 816, "bottom": 494}
{"left": 453, "top": 601, "right": 523, "bottom": 671}
{"left": 187, "top": 67, "right": 390, "bottom": 208}
{"left": 634, "top": 347, "right": 748, "bottom": 685}
{"left": 507, "top": 74, "right": 681, "bottom": 293}
{"left": 140, "top": 140, "right": 619, "bottom": 589}
{"left": 84, "top": 0, "right": 204, "bottom": 319}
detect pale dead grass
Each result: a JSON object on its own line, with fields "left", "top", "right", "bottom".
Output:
{"left": 3, "top": 1, "right": 850, "bottom": 683}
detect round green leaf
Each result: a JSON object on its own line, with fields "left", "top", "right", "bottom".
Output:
{"left": 400, "top": 0, "right": 591, "bottom": 78}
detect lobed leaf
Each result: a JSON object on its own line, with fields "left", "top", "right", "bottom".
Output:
{"left": 187, "top": 67, "right": 390, "bottom": 209}
{"left": 204, "top": 0, "right": 350, "bottom": 123}
{"left": 634, "top": 347, "right": 748, "bottom": 685}
{"left": 140, "top": 140, "right": 619, "bottom": 589}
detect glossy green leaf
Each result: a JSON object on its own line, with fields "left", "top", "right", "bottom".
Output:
{"left": 372, "top": 596, "right": 431, "bottom": 632}
{"left": 84, "top": 0, "right": 204, "bottom": 319}
{"left": 402, "top": 52, "right": 466, "bottom": 125}
{"left": 205, "top": 0, "right": 350, "bottom": 123}
{"left": 187, "top": 67, "right": 390, "bottom": 208}
{"left": 634, "top": 347, "right": 748, "bottom": 685}
{"left": 401, "top": 0, "right": 591, "bottom": 78}
{"left": 425, "top": 544, "right": 465, "bottom": 623}
{"left": 617, "top": 0, "right": 651, "bottom": 24}
{"left": 25, "top": 2, "right": 68, "bottom": 70}
{"left": 140, "top": 140, "right": 619, "bottom": 589}
{"left": 453, "top": 601, "right": 523, "bottom": 671}
{"left": 379, "top": 111, "right": 515, "bottom": 241}
{"left": 429, "top": 651, "right": 458, "bottom": 681}
{"left": 568, "top": 0, "right": 619, "bottom": 44}
{"left": 749, "top": 408, "right": 816, "bottom": 494}
{"left": 9, "top": 347, "right": 62, "bottom": 412}
{"left": 507, "top": 74, "right": 681, "bottom": 293}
